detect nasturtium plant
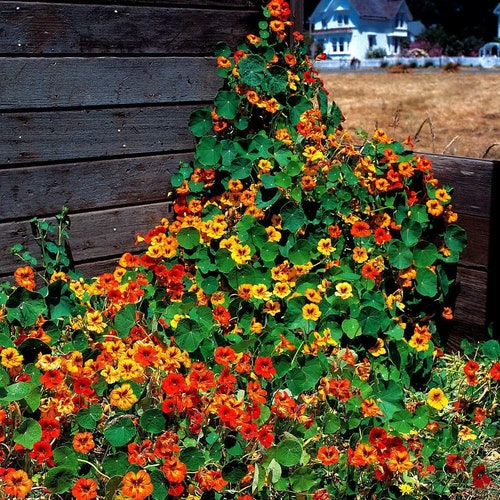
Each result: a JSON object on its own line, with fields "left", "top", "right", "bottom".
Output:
{"left": 0, "top": 1, "right": 498, "bottom": 499}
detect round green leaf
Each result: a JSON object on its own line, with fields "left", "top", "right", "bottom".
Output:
{"left": 44, "top": 467, "right": 75, "bottom": 494}
{"left": 342, "top": 318, "right": 362, "bottom": 339}
{"left": 188, "top": 108, "right": 213, "bottom": 137}
{"left": 215, "top": 90, "right": 240, "bottom": 120}
{"left": 113, "top": 303, "right": 136, "bottom": 338}
{"left": 6, "top": 288, "right": 47, "bottom": 327}
{"left": 275, "top": 439, "right": 302, "bottom": 467}
{"left": 176, "top": 227, "right": 200, "bottom": 250}
{"left": 400, "top": 219, "right": 422, "bottom": 247}
{"left": 175, "top": 318, "right": 206, "bottom": 352}
{"left": 179, "top": 447, "right": 206, "bottom": 471}
{"left": 415, "top": 267, "right": 438, "bottom": 297}
{"left": 288, "top": 239, "right": 314, "bottom": 265}
{"left": 53, "top": 446, "right": 79, "bottom": 469}
{"left": 289, "top": 467, "right": 317, "bottom": 492}
{"left": 13, "top": 418, "right": 42, "bottom": 449}
{"left": 387, "top": 240, "right": 413, "bottom": 269}
{"left": 102, "top": 452, "right": 130, "bottom": 477}
{"left": 77, "top": 404, "right": 103, "bottom": 430}
{"left": 194, "top": 136, "right": 221, "bottom": 167}
{"left": 215, "top": 248, "right": 235, "bottom": 273}
{"left": 238, "top": 54, "right": 266, "bottom": 86}
{"left": 444, "top": 224, "right": 467, "bottom": 252}
{"left": 413, "top": 242, "right": 439, "bottom": 267}
{"left": 140, "top": 409, "right": 167, "bottom": 434}
{"left": 103, "top": 417, "right": 136, "bottom": 447}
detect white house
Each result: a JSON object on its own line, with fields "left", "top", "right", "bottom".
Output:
{"left": 309, "top": 0, "right": 415, "bottom": 61}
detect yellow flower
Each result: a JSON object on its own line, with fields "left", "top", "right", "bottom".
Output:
{"left": 427, "top": 387, "right": 448, "bottom": 410}
{"left": 317, "top": 238, "right": 335, "bottom": 256}
{"left": 230, "top": 243, "right": 252, "bottom": 265}
{"left": 1, "top": 347, "right": 24, "bottom": 369}
{"left": 368, "top": 338, "right": 386, "bottom": 357}
{"left": 85, "top": 310, "right": 107, "bottom": 333}
{"left": 399, "top": 483, "right": 413, "bottom": 494}
{"left": 458, "top": 425, "right": 477, "bottom": 441}
{"left": 352, "top": 246, "right": 368, "bottom": 263}
{"left": 302, "top": 303, "right": 322, "bottom": 321}
{"left": 335, "top": 282, "right": 353, "bottom": 300}
{"left": 110, "top": 383, "right": 139, "bottom": 410}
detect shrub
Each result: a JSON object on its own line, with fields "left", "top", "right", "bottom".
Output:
{"left": 0, "top": 1, "right": 498, "bottom": 499}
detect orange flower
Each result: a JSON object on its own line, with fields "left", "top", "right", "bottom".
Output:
{"left": 73, "top": 432, "right": 95, "bottom": 454}
{"left": 3, "top": 469, "right": 33, "bottom": 498}
{"left": 13, "top": 265, "right": 36, "bottom": 291}
{"left": 72, "top": 478, "right": 98, "bottom": 500}
{"left": 121, "top": 470, "right": 154, "bottom": 500}
{"left": 490, "top": 362, "right": 500, "bottom": 380}
{"left": 348, "top": 443, "right": 378, "bottom": 467}
{"left": 387, "top": 446, "right": 414, "bottom": 473}
{"left": 360, "top": 398, "right": 384, "bottom": 417}
{"left": 317, "top": 444, "right": 340, "bottom": 466}
{"left": 162, "top": 455, "right": 187, "bottom": 484}
{"left": 214, "top": 346, "right": 237, "bottom": 366}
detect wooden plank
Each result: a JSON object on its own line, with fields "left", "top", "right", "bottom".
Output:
{"left": 0, "top": 202, "right": 173, "bottom": 275}
{"left": 454, "top": 266, "right": 488, "bottom": 327}
{"left": 0, "top": 154, "right": 191, "bottom": 221}
{"left": 10, "top": 0, "right": 258, "bottom": 7}
{"left": 457, "top": 213, "right": 489, "bottom": 269}
{"left": 0, "top": 105, "right": 197, "bottom": 165}
{"left": 0, "top": 57, "right": 222, "bottom": 109}
{"left": 0, "top": 3, "right": 259, "bottom": 55}
{"left": 428, "top": 154, "right": 496, "bottom": 218}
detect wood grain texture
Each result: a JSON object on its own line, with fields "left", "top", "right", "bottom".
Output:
{"left": 0, "top": 154, "right": 189, "bottom": 221}
{"left": 0, "top": 202, "right": 173, "bottom": 273}
{"left": 0, "top": 3, "right": 259, "bottom": 55}
{"left": 0, "top": 57, "right": 221, "bottom": 109}
{"left": 0, "top": 105, "right": 197, "bottom": 165}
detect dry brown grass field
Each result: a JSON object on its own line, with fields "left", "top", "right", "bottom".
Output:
{"left": 320, "top": 68, "right": 500, "bottom": 160}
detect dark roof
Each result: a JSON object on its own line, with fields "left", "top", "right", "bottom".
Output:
{"left": 310, "top": 0, "right": 412, "bottom": 23}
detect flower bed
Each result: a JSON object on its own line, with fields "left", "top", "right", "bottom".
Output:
{"left": 0, "top": 1, "right": 498, "bottom": 499}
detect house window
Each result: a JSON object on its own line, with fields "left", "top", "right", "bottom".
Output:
{"left": 396, "top": 15, "right": 405, "bottom": 28}
{"left": 344, "top": 14, "right": 349, "bottom": 25}
{"left": 331, "top": 38, "right": 337, "bottom": 52}
{"left": 339, "top": 37, "right": 345, "bottom": 52}
{"left": 337, "top": 12, "right": 349, "bottom": 25}
{"left": 368, "top": 35, "right": 376, "bottom": 49}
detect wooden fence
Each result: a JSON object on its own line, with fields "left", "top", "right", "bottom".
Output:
{"left": 0, "top": 1, "right": 497, "bottom": 346}
{"left": 0, "top": 0, "right": 260, "bottom": 277}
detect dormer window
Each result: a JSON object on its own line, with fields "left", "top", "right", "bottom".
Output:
{"left": 396, "top": 15, "right": 405, "bottom": 28}
{"left": 337, "top": 12, "right": 349, "bottom": 26}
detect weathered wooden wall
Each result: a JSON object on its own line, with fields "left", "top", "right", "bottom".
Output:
{"left": 0, "top": 0, "right": 259, "bottom": 277}
{"left": 425, "top": 155, "right": 499, "bottom": 345}
{"left": 0, "top": 1, "right": 497, "bottom": 344}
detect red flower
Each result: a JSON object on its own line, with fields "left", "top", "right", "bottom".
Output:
{"left": 351, "top": 221, "right": 371, "bottom": 237}
{"left": 328, "top": 225, "right": 341, "bottom": 238}
{"left": 39, "top": 369, "right": 64, "bottom": 390}
{"left": 472, "top": 463, "right": 492, "bottom": 488}
{"left": 490, "top": 362, "right": 500, "bottom": 381}
{"left": 212, "top": 305, "right": 231, "bottom": 325}
{"left": 464, "top": 360, "right": 479, "bottom": 377}
{"left": 73, "top": 377, "right": 95, "bottom": 397}
{"left": 162, "top": 373, "right": 187, "bottom": 395}
{"left": 29, "top": 441, "right": 54, "bottom": 466}
{"left": 39, "top": 418, "right": 61, "bottom": 441}
{"left": 254, "top": 356, "right": 276, "bottom": 380}
{"left": 445, "top": 454, "right": 466, "bottom": 472}
{"left": 374, "top": 227, "right": 391, "bottom": 245}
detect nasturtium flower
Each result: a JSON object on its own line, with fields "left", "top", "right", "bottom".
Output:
{"left": 254, "top": 356, "right": 276, "bottom": 380}
{"left": 73, "top": 432, "right": 95, "bottom": 454}
{"left": 317, "top": 444, "right": 340, "bottom": 466}
{"left": 13, "top": 265, "right": 36, "bottom": 291}
{"left": 3, "top": 469, "right": 33, "bottom": 499}
{"left": 302, "top": 302, "right": 322, "bottom": 321}
{"left": 368, "top": 338, "right": 386, "bottom": 357}
{"left": 72, "top": 477, "right": 98, "bottom": 500}
{"left": 317, "top": 238, "right": 335, "bottom": 256}
{"left": 427, "top": 387, "right": 449, "bottom": 410}
{"left": 121, "top": 470, "right": 154, "bottom": 500}
{"left": 472, "top": 463, "right": 492, "bottom": 488}
{"left": 0, "top": 347, "right": 23, "bottom": 369}
{"left": 335, "top": 282, "right": 353, "bottom": 300}
{"left": 109, "top": 383, "right": 139, "bottom": 409}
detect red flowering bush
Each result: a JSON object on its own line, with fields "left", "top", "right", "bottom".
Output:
{"left": 0, "top": 1, "right": 498, "bottom": 499}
